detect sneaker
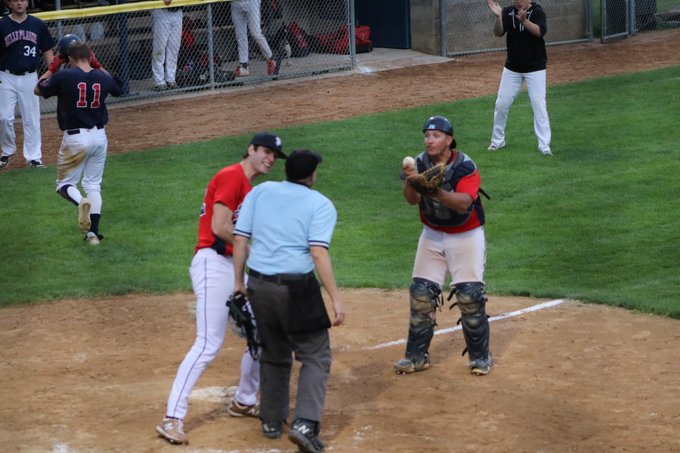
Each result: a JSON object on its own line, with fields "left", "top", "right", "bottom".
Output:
{"left": 156, "top": 417, "right": 188, "bottom": 445}
{"left": 153, "top": 84, "right": 167, "bottom": 91}
{"left": 288, "top": 419, "right": 325, "bottom": 453}
{"left": 539, "top": 147, "right": 553, "bottom": 156}
{"left": 262, "top": 420, "right": 284, "bottom": 439}
{"left": 469, "top": 352, "right": 493, "bottom": 376}
{"left": 394, "top": 354, "right": 430, "bottom": 375}
{"left": 0, "top": 156, "right": 9, "bottom": 169}
{"left": 78, "top": 198, "right": 91, "bottom": 233}
{"left": 27, "top": 160, "right": 45, "bottom": 168}
{"left": 266, "top": 58, "right": 276, "bottom": 76}
{"left": 487, "top": 141, "right": 506, "bottom": 151}
{"left": 85, "top": 231, "right": 100, "bottom": 245}
{"left": 235, "top": 65, "right": 249, "bottom": 77}
{"left": 227, "top": 399, "right": 260, "bottom": 417}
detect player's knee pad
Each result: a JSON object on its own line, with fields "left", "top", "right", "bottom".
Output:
{"left": 409, "top": 278, "right": 442, "bottom": 328}
{"left": 454, "top": 282, "right": 490, "bottom": 360}
{"left": 405, "top": 278, "right": 442, "bottom": 361}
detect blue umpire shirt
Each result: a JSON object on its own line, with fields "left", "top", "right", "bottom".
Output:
{"left": 234, "top": 180, "right": 337, "bottom": 275}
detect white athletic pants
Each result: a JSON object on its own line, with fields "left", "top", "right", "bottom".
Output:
{"left": 231, "top": 0, "right": 273, "bottom": 64}
{"left": 0, "top": 70, "right": 42, "bottom": 162}
{"left": 55, "top": 127, "right": 108, "bottom": 214}
{"left": 412, "top": 225, "right": 486, "bottom": 288}
{"left": 151, "top": 8, "right": 183, "bottom": 86}
{"left": 491, "top": 68, "right": 551, "bottom": 153}
{"left": 165, "top": 248, "right": 260, "bottom": 420}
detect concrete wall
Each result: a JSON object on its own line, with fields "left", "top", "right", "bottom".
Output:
{"left": 411, "top": 0, "right": 589, "bottom": 56}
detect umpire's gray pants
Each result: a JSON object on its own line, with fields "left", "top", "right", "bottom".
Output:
{"left": 248, "top": 276, "right": 332, "bottom": 424}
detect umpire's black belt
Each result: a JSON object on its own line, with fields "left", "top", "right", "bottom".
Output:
{"left": 66, "top": 125, "right": 104, "bottom": 135}
{"left": 248, "top": 269, "right": 314, "bottom": 285}
{"left": 1, "top": 68, "right": 36, "bottom": 76}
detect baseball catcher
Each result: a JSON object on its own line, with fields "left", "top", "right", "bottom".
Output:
{"left": 394, "top": 115, "right": 493, "bottom": 376}
{"left": 227, "top": 291, "right": 261, "bottom": 360}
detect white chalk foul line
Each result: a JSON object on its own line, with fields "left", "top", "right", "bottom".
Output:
{"left": 366, "top": 298, "right": 567, "bottom": 350}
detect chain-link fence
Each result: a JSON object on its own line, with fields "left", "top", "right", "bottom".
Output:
{"left": 440, "top": 0, "right": 592, "bottom": 57}
{"left": 600, "top": 0, "right": 679, "bottom": 42}
{"left": 35, "top": 0, "right": 356, "bottom": 114}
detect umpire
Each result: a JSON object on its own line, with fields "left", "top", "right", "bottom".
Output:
{"left": 233, "top": 149, "right": 344, "bottom": 453}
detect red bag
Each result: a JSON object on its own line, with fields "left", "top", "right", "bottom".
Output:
{"left": 317, "top": 24, "right": 372, "bottom": 54}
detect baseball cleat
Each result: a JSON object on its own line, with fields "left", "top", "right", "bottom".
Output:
{"left": 235, "top": 65, "right": 249, "bottom": 77}
{"left": 469, "top": 352, "right": 493, "bottom": 376}
{"left": 84, "top": 231, "right": 101, "bottom": 245}
{"left": 78, "top": 198, "right": 91, "bottom": 233}
{"left": 156, "top": 417, "right": 189, "bottom": 444}
{"left": 393, "top": 356, "right": 430, "bottom": 375}
{"left": 539, "top": 147, "right": 553, "bottom": 156}
{"left": 487, "top": 141, "right": 506, "bottom": 151}
{"left": 227, "top": 399, "right": 260, "bottom": 417}
{"left": 27, "top": 160, "right": 45, "bottom": 168}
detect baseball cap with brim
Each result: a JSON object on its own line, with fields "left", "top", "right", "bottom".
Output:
{"left": 250, "top": 132, "right": 286, "bottom": 159}
{"left": 286, "top": 149, "right": 323, "bottom": 181}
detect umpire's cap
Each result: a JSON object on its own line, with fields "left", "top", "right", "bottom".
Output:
{"left": 250, "top": 132, "right": 286, "bottom": 159}
{"left": 423, "top": 115, "right": 456, "bottom": 149}
{"left": 57, "top": 34, "right": 82, "bottom": 58}
{"left": 286, "top": 150, "right": 322, "bottom": 181}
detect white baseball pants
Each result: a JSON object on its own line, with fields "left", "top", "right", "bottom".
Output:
{"left": 490, "top": 68, "right": 552, "bottom": 153}
{"left": 55, "top": 127, "right": 108, "bottom": 214}
{"left": 0, "top": 70, "right": 42, "bottom": 162}
{"left": 412, "top": 225, "right": 486, "bottom": 288}
{"left": 151, "top": 8, "right": 183, "bottom": 86}
{"left": 165, "top": 248, "right": 260, "bottom": 420}
{"left": 231, "top": 0, "right": 273, "bottom": 64}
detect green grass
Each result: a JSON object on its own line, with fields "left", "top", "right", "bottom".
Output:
{"left": 1, "top": 66, "right": 679, "bottom": 318}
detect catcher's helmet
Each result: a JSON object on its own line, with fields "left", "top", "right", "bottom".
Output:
{"left": 422, "top": 116, "right": 456, "bottom": 148}
{"left": 423, "top": 116, "right": 453, "bottom": 135}
{"left": 57, "top": 34, "right": 82, "bottom": 57}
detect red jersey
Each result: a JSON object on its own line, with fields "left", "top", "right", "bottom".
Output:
{"left": 195, "top": 163, "right": 251, "bottom": 255}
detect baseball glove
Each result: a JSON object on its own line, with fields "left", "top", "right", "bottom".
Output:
{"left": 226, "top": 292, "right": 261, "bottom": 360}
{"left": 406, "top": 162, "right": 447, "bottom": 196}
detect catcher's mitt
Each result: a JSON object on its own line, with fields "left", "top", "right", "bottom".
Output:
{"left": 226, "top": 292, "right": 261, "bottom": 360}
{"left": 406, "top": 162, "right": 447, "bottom": 196}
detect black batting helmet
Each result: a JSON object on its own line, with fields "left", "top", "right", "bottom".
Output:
{"left": 422, "top": 116, "right": 456, "bottom": 148}
{"left": 57, "top": 34, "right": 82, "bottom": 58}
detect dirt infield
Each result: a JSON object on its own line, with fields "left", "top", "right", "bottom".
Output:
{"left": 1, "top": 30, "right": 680, "bottom": 452}
{"left": 2, "top": 292, "right": 680, "bottom": 452}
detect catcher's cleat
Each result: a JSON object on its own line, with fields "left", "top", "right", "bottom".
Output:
{"left": 156, "top": 417, "right": 189, "bottom": 445}
{"left": 227, "top": 399, "right": 260, "bottom": 417}
{"left": 469, "top": 352, "right": 493, "bottom": 376}
{"left": 78, "top": 198, "right": 91, "bottom": 233}
{"left": 262, "top": 420, "right": 284, "bottom": 439}
{"left": 393, "top": 355, "right": 431, "bottom": 375}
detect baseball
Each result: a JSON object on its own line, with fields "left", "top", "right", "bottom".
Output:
{"left": 402, "top": 156, "right": 416, "bottom": 169}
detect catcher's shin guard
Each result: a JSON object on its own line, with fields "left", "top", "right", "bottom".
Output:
{"left": 452, "top": 282, "right": 490, "bottom": 362}
{"left": 403, "top": 278, "right": 442, "bottom": 366}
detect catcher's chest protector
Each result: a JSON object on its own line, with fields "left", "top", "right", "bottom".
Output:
{"left": 416, "top": 152, "right": 481, "bottom": 227}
